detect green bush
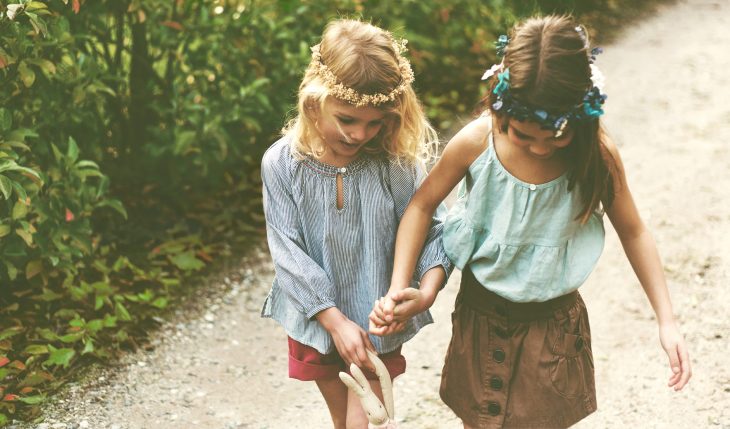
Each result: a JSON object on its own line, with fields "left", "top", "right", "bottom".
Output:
{"left": 0, "top": 0, "right": 673, "bottom": 424}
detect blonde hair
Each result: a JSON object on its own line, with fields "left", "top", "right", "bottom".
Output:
{"left": 282, "top": 19, "right": 437, "bottom": 164}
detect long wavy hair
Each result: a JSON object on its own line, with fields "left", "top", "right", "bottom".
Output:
{"left": 283, "top": 19, "right": 437, "bottom": 164}
{"left": 484, "top": 15, "right": 617, "bottom": 223}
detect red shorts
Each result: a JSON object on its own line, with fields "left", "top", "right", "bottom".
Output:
{"left": 288, "top": 337, "right": 406, "bottom": 381}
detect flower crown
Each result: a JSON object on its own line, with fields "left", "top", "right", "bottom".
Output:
{"left": 310, "top": 38, "right": 414, "bottom": 107}
{"left": 481, "top": 27, "right": 607, "bottom": 137}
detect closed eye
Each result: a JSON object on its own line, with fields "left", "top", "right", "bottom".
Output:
{"left": 337, "top": 116, "right": 354, "bottom": 124}
{"left": 513, "top": 129, "right": 533, "bottom": 140}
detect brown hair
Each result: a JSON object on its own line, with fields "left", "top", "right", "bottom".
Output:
{"left": 485, "top": 15, "right": 616, "bottom": 223}
{"left": 283, "top": 19, "right": 437, "bottom": 164}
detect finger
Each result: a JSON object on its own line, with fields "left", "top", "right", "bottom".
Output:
{"left": 666, "top": 344, "right": 681, "bottom": 387}
{"left": 373, "top": 300, "right": 388, "bottom": 322}
{"left": 676, "top": 345, "right": 692, "bottom": 390}
{"left": 382, "top": 296, "right": 397, "bottom": 321}
{"left": 369, "top": 309, "right": 388, "bottom": 326}
{"left": 363, "top": 332, "right": 377, "bottom": 353}
{"left": 369, "top": 323, "right": 388, "bottom": 336}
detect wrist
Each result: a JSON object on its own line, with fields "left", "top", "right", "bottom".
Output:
{"left": 315, "top": 307, "right": 345, "bottom": 332}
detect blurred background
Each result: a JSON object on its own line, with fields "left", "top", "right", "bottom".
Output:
{"left": 0, "top": 0, "right": 678, "bottom": 425}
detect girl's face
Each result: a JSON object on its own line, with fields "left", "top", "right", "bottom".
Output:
{"left": 507, "top": 119, "right": 573, "bottom": 160}
{"left": 315, "top": 97, "right": 386, "bottom": 165}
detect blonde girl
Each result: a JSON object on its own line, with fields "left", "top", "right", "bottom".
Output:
{"left": 260, "top": 19, "right": 451, "bottom": 428}
{"left": 371, "top": 15, "right": 691, "bottom": 428}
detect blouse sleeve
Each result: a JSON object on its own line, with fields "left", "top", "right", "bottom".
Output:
{"left": 388, "top": 160, "right": 453, "bottom": 283}
{"left": 261, "top": 147, "right": 336, "bottom": 319}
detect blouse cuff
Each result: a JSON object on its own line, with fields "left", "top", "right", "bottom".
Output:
{"left": 305, "top": 300, "right": 337, "bottom": 320}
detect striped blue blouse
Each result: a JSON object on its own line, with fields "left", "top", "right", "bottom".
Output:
{"left": 260, "top": 136, "right": 452, "bottom": 354}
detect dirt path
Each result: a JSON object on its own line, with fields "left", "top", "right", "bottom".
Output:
{"left": 27, "top": 0, "right": 730, "bottom": 428}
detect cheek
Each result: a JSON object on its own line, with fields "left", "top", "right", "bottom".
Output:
{"left": 509, "top": 135, "right": 530, "bottom": 148}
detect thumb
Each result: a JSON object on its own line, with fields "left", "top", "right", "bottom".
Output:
{"left": 395, "top": 288, "right": 419, "bottom": 300}
{"left": 382, "top": 295, "right": 397, "bottom": 320}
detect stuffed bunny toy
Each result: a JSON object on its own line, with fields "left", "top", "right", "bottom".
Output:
{"left": 339, "top": 349, "right": 397, "bottom": 429}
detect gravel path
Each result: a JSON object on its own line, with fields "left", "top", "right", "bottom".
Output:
{"left": 18, "top": 0, "right": 730, "bottom": 428}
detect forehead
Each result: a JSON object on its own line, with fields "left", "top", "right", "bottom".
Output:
{"left": 326, "top": 98, "right": 385, "bottom": 121}
{"left": 509, "top": 119, "right": 563, "bottom": 138}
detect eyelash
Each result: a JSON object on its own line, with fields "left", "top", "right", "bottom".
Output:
{"left": 337, "top": 117, "right": 383, "bottom": 126}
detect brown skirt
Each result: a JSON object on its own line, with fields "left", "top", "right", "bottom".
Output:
{"left": 440, "top": 268, "right": 596, "bottom": 428}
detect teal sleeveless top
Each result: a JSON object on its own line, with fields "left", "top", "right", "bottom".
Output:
{"left": 443, "top": 133, "right": 605, "bottom": 302}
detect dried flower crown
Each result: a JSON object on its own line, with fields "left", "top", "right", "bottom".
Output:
{"left": 482, "top": 28, "right": 607, "bottom": 137}
{"left": 310, "top": 38, "right": 414, "bottom": 107}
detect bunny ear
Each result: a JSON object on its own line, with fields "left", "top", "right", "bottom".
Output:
{"left": 339, "top": 371, "right": 366, "bottom": 396}
{"left": 367, "top": 350, "right": 394, "bottom": 420}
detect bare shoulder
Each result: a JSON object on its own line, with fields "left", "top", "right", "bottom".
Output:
{"left": 442, "top": 115, "right": 491, "bottom": 167}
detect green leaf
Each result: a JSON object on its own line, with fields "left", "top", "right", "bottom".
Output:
{"left": 86, "top": 319, "right": 103, "bottom": 333}
{"left": 0, "top": 326, "right": 24, "bottom": 341}
{"left": 115, "top": 302, "right": 132, "bottom": 321}
{"left": 0, "top": 175, "right": 12, "bottom": 199}
{"left": 36, "top": 329, "right": 58, "bottom": 341}
{"left": 75, "top": 160, "right": 100, "bottom": 170}
{"left": 18, "top": 395, "right": 45, "bottom": 405}
{"left": 0, "top": 108, "right": 11, "bottom": 131}
{"left": 33, "top": 288, "right": 63, "bottom": 302}
{"left": 19, "top": 370, "right": 54, "bottom": 387}
{"left": 16, "top": 228, "right": 33, "bottom": 246}
{"left": 67, "top": 137, "right": 79, "bottom": 163}
{"left": 12, "top": 201, "right": 28, "bottom": 220}
{"left": 97, "top": 199, "right": 127, "bottom": 219}
{"left": 43, "top": 346, "right": 75, "bottom": 368}
{"left": 25, "top": 12, "right": 48, "bottom": 37}
{"left": 58, "top": 332, "right": 83, "bottom": 343}
{"left": 169, "top": 251, "right": 205, "bottom": 271}
{"left": 18, "top": 61, "right": 36, "bottom": 88}
{"left": 4, "top": 261, "right": 17, "bottom": 280}
{"left": 23, "top": 345, "right": 49, "bottom": 355}
{"left": 25, "top": 260, "right": 43, "bottom": 279}
{"left": 82, "top": 339, "right": 94, "bottom": 355}
{"left": 28, "top": 58, "right": 56, "bottom": 75}
{"left": 152, "top": 297, "right": 168, "bottom": 309}
{"left": 0, "top": 224, "right": 10, "bottom": 238}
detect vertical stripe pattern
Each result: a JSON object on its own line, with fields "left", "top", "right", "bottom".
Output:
{"left": 260, "top": 137, "right": 452, "bottom": 354}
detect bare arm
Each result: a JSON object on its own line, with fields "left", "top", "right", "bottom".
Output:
{"left": 603, "top": 138, "right": 691, "bottom": 390}
{"left": 389, "top": 117, "right": 491, "bottom": 295}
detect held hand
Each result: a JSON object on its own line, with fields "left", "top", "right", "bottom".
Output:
{"left": 369, "top": 297, "right": 407, "bottom": 336}
{"left": 387, "top": 288, "right": 429, "bottom": 322}
{"left": 319, "top": 308, "right": 377, "bottom": 372}
{"left": 659, "top": 321, "right": 692, "bottom": 390}
{"left": 334, "top": 318, "right": 378, "bottom": 372}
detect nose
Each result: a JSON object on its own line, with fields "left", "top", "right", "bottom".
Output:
{"left": 348, "top": 125, "right": 367, "bottom": 142}
{"left": 529, "top": 145, "right": 552, "bottom": 157}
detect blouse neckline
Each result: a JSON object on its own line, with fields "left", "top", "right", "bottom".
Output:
{"left": 302, "top": 154, "right": 369, "bottom": 177}
{"left": 488, "top": 133, "right": 569, "bottom": 190}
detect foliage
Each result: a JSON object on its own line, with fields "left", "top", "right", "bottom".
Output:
{"left": 0, "top": 0, "right": 674, "bottom": 424}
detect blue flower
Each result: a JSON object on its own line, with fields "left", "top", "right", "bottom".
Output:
{"left": 495, "top": 34, "right": 510, "bottom": 58}
{"left": 492, "top": 69, "right": 510, "bottom": 96}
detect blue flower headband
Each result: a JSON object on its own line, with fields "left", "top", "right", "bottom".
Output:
{"left": 482, "top": 29, "right": 607, "bottom": 137}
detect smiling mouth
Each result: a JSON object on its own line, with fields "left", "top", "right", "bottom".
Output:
{"left": 340, "top": 140, "right": 362, "bottom": 149}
